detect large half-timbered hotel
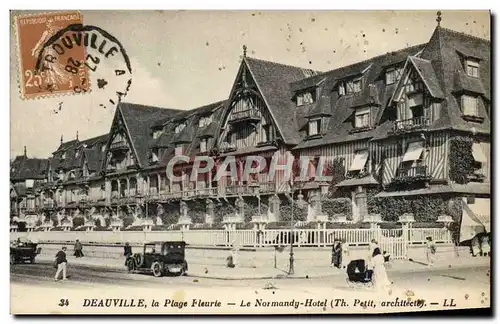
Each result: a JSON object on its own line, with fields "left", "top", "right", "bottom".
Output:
{"left": 11, "top": 25, "right": 490, "bottom": 231}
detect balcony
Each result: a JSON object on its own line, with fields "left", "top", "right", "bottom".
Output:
{"left": 393, "top": 165, "right": 432, "bottom": 184}
{"left": 109, "top": 140, "right": 129, "bottom": 151}
{"left": 228, "top": 109, "right": 261, "bottom": 124}
{"left": 225, "top": 185, "right": 253, "bottom": 196}
{"left": 43, "top": 200, "right": 56, "bottom": 209}
{"left": 392, "top": 116, "right": 430, "bottom": 134}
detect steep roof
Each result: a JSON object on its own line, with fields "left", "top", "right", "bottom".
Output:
{"left": 244, "top": 57, "right": 322, "bottom": 145}
{"left": 293, "top": 43, "right": 427, "bottom": 149}
{"left": 118, "top": 103, "right": 180, "bottom": 167}
{"left": 419, "top": 27, "right": 490, "bottom": 134}
{"left": 10, "top": 155, "right": 49, "bottom": 180}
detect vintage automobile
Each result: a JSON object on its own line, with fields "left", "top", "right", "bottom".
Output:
{"left": 10, "top": 241, "right": 42, "bottom": 264}
{"left": 125, "top": 241, "right": 188, "bottom": 277}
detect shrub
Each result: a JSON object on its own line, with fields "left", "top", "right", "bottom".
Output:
{"left": 322, "top": 198, "right": 352, "bottom": 218}
{"left": 373, "top": 195, "right": 450, "bottom": 222}
{"left": 279, "top": 202, "right": 307, "bottom": 222}
{"left": 161, "top": 202, "right": 180, "bottom": 225}
{"left": 122, "top": 216, "right": 136, "bottom": 228}
{"left": 213, "top": 201, "right": 236, "bottom": 224}
{"left": 325, "top": 222, "right": 371, "bottom": 229}
{"left": 188, "top": 200, "right": 206, "bottom": 224}
{"left": 325, "top": 158, "right": 346, "bottom": 197}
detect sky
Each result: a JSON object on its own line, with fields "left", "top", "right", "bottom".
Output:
{"left": 9, "top": 10, "right": 490, "bottom": 159}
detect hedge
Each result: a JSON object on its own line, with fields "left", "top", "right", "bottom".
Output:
{"left": 322, "top": 198, "right": 352, "bottom": 219}
{"left": 372, "top": 195, "right": 449, "bottom": 222}
{"left": 187, "top": 200, "right": 206, "bottom": 224}
{"left": 279, "top": 202, "right": 307, "bottom": 222}
{"left": 325, "top": 222, "right": 371, "bottom": 229}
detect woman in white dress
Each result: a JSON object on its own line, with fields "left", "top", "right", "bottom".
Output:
{"left": 372, "top": 248, "right": 392, "bottom": 295}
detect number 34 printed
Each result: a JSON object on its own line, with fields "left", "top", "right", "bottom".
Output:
{"left": 58, "top": 299, "right": 70, "bottom": 307}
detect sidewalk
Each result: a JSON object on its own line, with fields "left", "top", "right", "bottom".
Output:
{"left": 34, "top": 253, "right": 490, "bottom": 280}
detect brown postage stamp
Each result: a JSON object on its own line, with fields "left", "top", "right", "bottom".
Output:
{"left": 14, "top": 11, "right": 90, "bottom": 99}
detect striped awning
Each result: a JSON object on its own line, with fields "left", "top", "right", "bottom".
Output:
{"left": 460, "top": 203, "right": 490, "bottom": 242}
{"left": 403, "top": 141, "right": 424, "bottom": 162}
{"left": 472, "top": 143, "right": 487, "bottom": 163}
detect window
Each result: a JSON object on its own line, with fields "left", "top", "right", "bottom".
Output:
{"left": 402, "top": 141, "right": 425, "bottom": 162}
{"left": 461, "top": 95, "right": 479, "bottom": 116}
{"left": 175, "top": 145, "right": 183, "bottom": 156}
{"left": 355, "top": 108, "right": 370, "bottom": 128}
{"left": 338, "top": 83, "right": 346, "bottom": 96}
{"left": 151, "top": 149, "right": 159, "bottom": 162}
{"left": 200, "top": 139, "right": 207, "bottom": 153}
{"left": 386, "top": 67, "right": 403, "bottom": 85}
{"left": 308, "top": 119, "right": 320, "bottom": 136}
{"left": 353, "top": 79, "right": 362, "bottom": 93}
{"left": 465, "top": 59, "right": 479, "bottom": 78}
{"left": 175, "top": 123, "right": 186, "bottom": 134}
{"left": 75, "top": 150, "right": 79, "bottom": 158}
{"left": 199, "top": 115, "right": 213, "bottom": 127}
{"left": 101, "top": 145, "right": 106, "bottom": 152}
{"left": 61, "top": 152, "right": 66, "bottom": 159}
{"left": 296, "top": 92, "right": 314, "bottom": 106}
{"left": 348, "top": 150, "right": 369, "bottom": 171}
{"left": 153, "top": 130, "right": 162, "bottom": 139}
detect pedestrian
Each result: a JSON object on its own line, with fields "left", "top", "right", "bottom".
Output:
{"left": 480, "top": 235, "right": 490, "bottom": 257}
{"left": 372, "top": 247, "right": 392, "bottom": 295}
{"left": 331, "top": 239, "right": 342, "bottom": 268}
{"left": 341, "top": 238, "right": 350, "bottom": 269}
{"left": 124, "top": 242, "right": 132, "bottom": 258}
{"left": 426, "top": 236, "right": 436, "bottom": 267}
{"left": 471, "top": 235, "right": 481, "bottom": 257}
{"left": 54, "top": 246, "right": 68, "bottom": 281}
{"left": 74, "top": 239, "right": 84, "bottom": 258}
{"left": 370, "top": 239, "right": 379, "bottom": 255}
{"left": 366, "top": 239, "right": 378, "bottom": 278}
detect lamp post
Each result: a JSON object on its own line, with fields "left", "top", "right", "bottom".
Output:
{"left": 288, "top": 189, "right": 295, "bottom": 275}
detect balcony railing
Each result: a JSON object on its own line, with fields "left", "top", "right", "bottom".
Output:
{"left": 395, "top": 165, "right": 431, "bottom": 180}
{"left": 393, "top": 116, "right": 430, "bottom": 133}
{"left": 228, "top": 109, "right": 261, "bottom": 123}
{"left": 43, "top": 200, "right": 55, "bottom": 208}
{"left": 109, "top": 140, "right": 129, "bottom": 151}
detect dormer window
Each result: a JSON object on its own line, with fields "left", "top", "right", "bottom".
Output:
{"left": 386, "top": 67, "right": 403, "bottom": 85}
{"left": 461, "top": 95, "right": 479, "bottom": 117}
{"left": 199, "top": 115, "right": 213, "bottom": 127}
{"left": 153, "top": 129, "right": 162, "bottom": 139}
{"left": 174, "top": 122, "right": 186, "bottom": 134}
{"left": 296, "top": 91, "right": 315, "bottom": 106}
{"left": 339, "top": 79, "right": 362, "bottom": 96}
{"left": 200, "top": 139, "right": 208, "bottom": 153}
{"left": 101, "top": 145, "right": 106, "bottom": 152}
{"left": 75, "top": 151, "right": 79, "bottom": 158}
{"left": 61, "top": 152, "right": 66, "bottom": 160}
{"left": 355, "top": 107, "right": 371, "bottom": 128}
{"left": 465, "top": 59, "right": 479, "bottom": 78}
{"left": 308, "top": 119, "right": 320, "bottom": 137}
{"left": 151, "top": 148, "right": 159, "bottom": 162}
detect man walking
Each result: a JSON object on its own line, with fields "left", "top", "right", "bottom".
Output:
{"left": 74, "top": 239, "right": 84, "bottom": 258}
{"left": 54, "top": 246, "right": 68, "bottom": 281}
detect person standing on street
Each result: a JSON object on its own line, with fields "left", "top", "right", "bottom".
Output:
{"left": 341, "top": 238, "right": 350, "bottom": 269}
{"left": 331, "top": 239, "right": 342, "bottom": 268}
{"left": 54, "top": 246, "right": 68, "bottom": 281}
{"left": 74, "top": 239, "right": 84, "bottom": 258}
{"left": 372, "top": 248, "right": 392, "bottom": 295}
{"left": 124, "top": 242, "right": 132, "bottom": 258}
{"left": 426, "top": 236, "right": 436, "bottom": 267}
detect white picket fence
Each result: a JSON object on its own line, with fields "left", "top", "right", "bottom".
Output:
{"left": 11, "top": 227, "right": 452, "bottom": 255}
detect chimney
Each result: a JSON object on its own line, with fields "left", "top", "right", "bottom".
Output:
{"left": 24, "top": 146, "right": 27, "bottom": 157}
{"left": 60, "top": 135, "right": 63, "bottom": 145}
{"left": 76, "top": 130, "right": 79, "bottom": 141}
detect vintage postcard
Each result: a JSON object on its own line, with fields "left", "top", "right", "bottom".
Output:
{"left": 9, "top": 10, "right": 491, "bottom": 315}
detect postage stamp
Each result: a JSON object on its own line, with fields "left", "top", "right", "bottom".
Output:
{"left": 14, "top": 11, "right": 90, "bottom": 99}
{"left": 9, "top": 10, "right": 491, "bottom": 316}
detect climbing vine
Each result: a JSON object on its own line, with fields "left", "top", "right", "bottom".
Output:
{"left": 279, "top": 201, "right": 307, "bottom": 222}
{"left": 325, "top": 158, "right": 346, "bottom": 198}
{"left": 322, "top": 198, "right": 352, "bottom": 218}
{"left": 449, "top": 135, "right": 476, "bottom": 184}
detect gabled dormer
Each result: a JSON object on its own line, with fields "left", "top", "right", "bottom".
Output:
{"left": 388, "top": 56, "right": 445, "bottom": 135}
{"left": 384, "top": 64, "right": 404, "bottom": 85}
{"left": 174, "top": 120, "right": 187, "bottom": 134}
{"left": 295, "top": 88, "right": 316, "bottom": 107}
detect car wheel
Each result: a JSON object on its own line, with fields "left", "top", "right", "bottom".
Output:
{"left": 152, "top": 261, "right": 163, "bottom": 277}
{"left": 126, "top": 259, "right": 135, "bottom": 273}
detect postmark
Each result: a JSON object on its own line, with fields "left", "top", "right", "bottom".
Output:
{"left": 14, "top": 11, "right": 89, "bottom": 99}
{"left": 34, "top": 23, "right": 133, "bottom": 109}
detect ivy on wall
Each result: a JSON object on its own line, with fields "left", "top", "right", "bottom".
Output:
{"left": 325, "top": 158, "right": 346, "bottom": 198}
{"left": 279, "top": 201, "right": 307, "bottom": 222}
{"left": 160, "top": 202, "right": 180, "bottom": 225}
{"left": 449, "top": 135, "right": 476, "bottom": 184}
{"left": 213, "top": 201, "right": 236, "bottom": 225}
{"left": 187, "top": 200, "right": 206, "bottom": 224}
{"left": 372, "top": 195, "right": 450, "bottom": 222}
{"left": 322, "top": 198, "right": 352, "bottom": 218}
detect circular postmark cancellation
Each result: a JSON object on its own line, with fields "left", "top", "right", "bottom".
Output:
{"left": 34, "top": 23, "right": 132, "bottom": 109}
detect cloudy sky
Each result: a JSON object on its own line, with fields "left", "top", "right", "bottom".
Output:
{"left": 10, "top": 10, "right": 490, "bottom": 159}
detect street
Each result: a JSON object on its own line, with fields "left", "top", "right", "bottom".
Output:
{"left": 11, "top": 260, "right": 491, "bottom": 315}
